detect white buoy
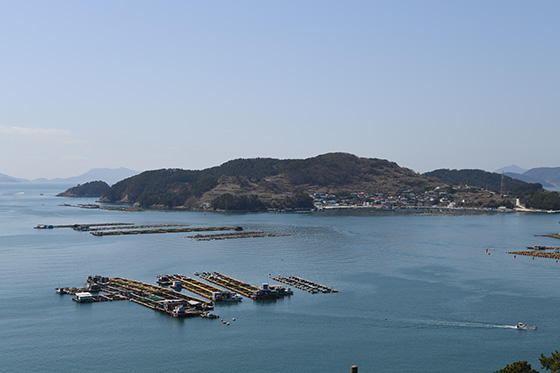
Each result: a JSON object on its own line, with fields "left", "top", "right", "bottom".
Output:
{"left": 232, "top": 318, "right": 236, "bottom": 321}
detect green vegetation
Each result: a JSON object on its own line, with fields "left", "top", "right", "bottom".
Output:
{"left": 210, "top": 194, "right": 265, "bottom": 211}
{"left": 283, "top": 192, "right": 314, "bottom": 210}
{"left": 495, "top": 350, "right": 560, "bottom": 373}
{"left": 495, "top": 361, "right": 538, "bottom": 373}
{"left": 540, "top": 350, "right": 560, "bottom": 373}
{"left": 57, "top": 180, "right": 110, "bottom": 197}
{"left": 521, "top": 191, "right": 560, "bottom": 211}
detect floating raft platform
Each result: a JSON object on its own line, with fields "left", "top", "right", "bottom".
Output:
{"left": 196, "top": 272, "right": 260, "bottom": 298}
{"left": 526, "top": 246, "right": 560, "bottom": 251}
{"left": 508, "top": 250, "right": 560, "bottom": 260}
{"left": 72, "top": 293, "right": 127, "bottom": 303}
{"left": 272, "top": 276, "right": 338, "bottom": 293}
{"left": 56, "top": 286, "right": 101, "bottom": 295}
{"left": 108, "top": 277, "right": 211, "bottom": 306}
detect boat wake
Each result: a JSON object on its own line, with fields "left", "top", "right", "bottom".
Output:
{"left": 429, "top": 321, "right": 518, "bottom": 329}
{"left": 396, "top": 318, "right": 519, "bottom": 330}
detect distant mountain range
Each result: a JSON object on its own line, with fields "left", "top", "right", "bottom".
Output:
{"left": 0, "top": 167, "right": 139, "bottom": 186}
{"left": 495, "top": 165, "right": 528, "bottom": 174}
{"left": 495, "top": 166, "right": 560, "bottom": 188}
{"left": 0, "top": 173, "right": 24, "bottom": 183}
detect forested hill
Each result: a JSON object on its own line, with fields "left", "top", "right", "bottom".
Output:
{"left": 423, "top": 169, "right": 542, "bottom": 194}
{"left": 57, "top": 180, "right": 110, "bottom": 197}
{"left": 99, "top": 153, "right": 440, "bottom": 210}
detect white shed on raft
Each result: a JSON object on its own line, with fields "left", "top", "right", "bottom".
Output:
{"left": 73, "top": 292, "right": 93, "bottom": 303}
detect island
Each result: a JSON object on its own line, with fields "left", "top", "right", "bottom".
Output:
{"left": 95, "top": 153, "right": 560, "bottom": 212}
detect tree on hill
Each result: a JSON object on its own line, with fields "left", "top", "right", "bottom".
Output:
{"left": 540, "top": 350, "right": 560, "bottom": 373}
{"left": 283, "top": 192, "right": 314, "bottom": 210}
{"left": 521, "top": 191, "right": 560, "bottom": 211}
{"left": 494, "top": 361, "right": 538, "bottom": 373}
{"left": 210, "top": 194, "right": 266, "bottom": 211}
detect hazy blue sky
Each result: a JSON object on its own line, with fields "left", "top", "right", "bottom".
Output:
{"left": 1, "top": 1, "right": 558, "bottom": 179}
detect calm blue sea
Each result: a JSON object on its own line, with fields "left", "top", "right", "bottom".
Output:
{"left": 1, "top": 183, "right": 559, "bottom": 372}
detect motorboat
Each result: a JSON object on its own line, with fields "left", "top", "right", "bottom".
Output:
{"left": 212, "top": 291, "right": 243, "bottom": 302}
{"left": 516, "top": 322, "right": 537, "bottom": 330}
{"left": 171, "top": 304, "right": 201, "bottom": 318}
{"left": 200, "top": 312, "right": 219, "bottom": 319}
{"left": 157, "top": 275, "right": 172, "bottom": 286}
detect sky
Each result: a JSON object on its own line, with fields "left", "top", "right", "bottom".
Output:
{"left": 1, "top": 1, "right": 558, "bottom": 179}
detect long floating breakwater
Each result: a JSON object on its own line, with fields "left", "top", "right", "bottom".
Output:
{"left": 35, "top": 222, "right": 133, "bottom": 229}
{"left": 34, "top": 222, "right": 243, "bottom": 237}
{"left": 272, "top": 276, "right": 338, "bottom": 293}
{"left": 77, "top": 224, "right": 190, "bottom": 232}
{"left": 61, "top": 203, "right": 144, "bottom": 212}
{"left": 92, "top": 226, "right": 238, "bottom": 236}
{"left": 188, "top": 231, "right": 283, "bottom": 241}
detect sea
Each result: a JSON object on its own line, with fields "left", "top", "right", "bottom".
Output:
{"left": 1, "top": 183, "right": 559, "bottom": 373}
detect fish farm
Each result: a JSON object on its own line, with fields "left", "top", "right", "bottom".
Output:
{"left": 57, "top": 273, "right": 338, "bottom": 319}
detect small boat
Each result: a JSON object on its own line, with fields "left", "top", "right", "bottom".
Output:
{"left": 516, "top": 322, "right": 537, "bottom": 330}
{"left": 211, "top": 291, "right": 243, "bottom": 302}
{"left": 268, "top": 284, "right": 293, "bottom": 296}
{"left": 170, "top": 280, "right": 182, "bottom": 289}
{"left": 200, "top": 312, "right": 219, "bottom": 319}
{"left": 157, "top": 275, "right": 172, "bottom": 286}
{"left": 171, "top": 305, "right": 201, "bottom": 318}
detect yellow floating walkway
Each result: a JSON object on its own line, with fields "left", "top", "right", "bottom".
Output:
{"left": 109, "top": 277, "right": 211, "bottom": 305}
{"left": 167, "top": 274, "right": 226, "bottom": 300}
{"left": 196, "top": 272, "right": 259, "bottom": 298}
